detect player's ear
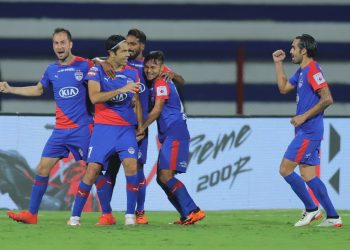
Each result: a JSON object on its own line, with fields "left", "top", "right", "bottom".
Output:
{"left": 70, "top": 41, "right": 73, "bottom": 50}
{"left": 140, "top": 43, "right": 145, "bottom": 51}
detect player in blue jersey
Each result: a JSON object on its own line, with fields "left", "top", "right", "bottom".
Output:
{"left": 272, "top": 34, "right": 342, "bottom": 227}
{"left": 67, "top": 34, "right": 143, "bottom": 226}
{"left": 136, "top": 51, "right": 205, "bottom": 225}
{"left": 95, "top": 28, "right": 185, "bottom": 225}
{"left": 0, "top": 28, "right": 94, "bottom": 224}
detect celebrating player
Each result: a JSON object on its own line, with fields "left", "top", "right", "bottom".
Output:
{"left": 1, "top": 28, "right": 94, "bottom": 224}
{"left": 272, "top": 34, "right": 342, "bottom": 227}
{"left": 137, "top": 51, "right": 205, "bottom": 225}
{"left": 67, "top": 34, "right": 143, "bottom": 226}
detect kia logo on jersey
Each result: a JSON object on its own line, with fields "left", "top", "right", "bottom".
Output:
{"left": 109, "top": 93, "right": 128, "bottom": 102}
{"left": 59, "top": 87, "right": 79, "bottom": 98}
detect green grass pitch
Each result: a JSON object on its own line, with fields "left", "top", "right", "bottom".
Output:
{"left": 1, "top": 210, "right": 349, "bottom": 250}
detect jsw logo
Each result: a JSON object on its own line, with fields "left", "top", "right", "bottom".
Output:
{"left": 59, "top": 87, "right": 79, "bottom": 98}
{"left": 110, "top": 93, "right": 128, "bottom": 102}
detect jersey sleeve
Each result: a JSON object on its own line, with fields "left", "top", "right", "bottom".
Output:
{"left": 307, "top": 67, "right": 328, "bottom": 91}
{"left": 39, "top": 66, "right": 51, "bottom": 89}
{"left": 162, "top": 64, "right": 173, "bottom": 73}
{"left": 154, "top": 78, "right": 170, "bottom": 100}
{"left": 288, "top": 69, "right": 300, "bottom": 87}
{"left": 85, "top": 66, "right": 101, "bottom": 83}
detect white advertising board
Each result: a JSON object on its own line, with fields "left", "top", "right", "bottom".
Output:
{"left": 0, "top": 116, "right": 348, "bottom": 211}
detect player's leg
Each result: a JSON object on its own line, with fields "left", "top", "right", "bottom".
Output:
{"left": 104, "top": 153, "right": 122, "bottom": 201}
{"left": 116, "top": 126, "right": 139, "bottom": 225}
{"left": 155, "top": 172, "right": 187, "bottom": 223}
{"left": 94, "top": 154, "right": 120, "bottom": 225}
{"left": 68, "top": 124, "right": 114, "bottom": 226}
{"left": 282, "top": 136, "right": 322, "bottom": 226}
{"left": 157, "top": 137, "right": 205, "bottom": 225}
{"left": 68, "top": 162, "right": 102, "bottom": 226}
{"left": 300, "top": 163, "right": 342, "bottom": 227}
{"left": 122, "top": 157, "right": 138, "bottom": 225}
{"left": 7, "top": 157, "right": 60, "bottom": 224}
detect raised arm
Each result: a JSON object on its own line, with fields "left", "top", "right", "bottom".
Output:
{"left": 0, "top": 81, "right": 43, "bottom": 96}
{"left": 272, "top": 50, "right": 295, "bottom": 94}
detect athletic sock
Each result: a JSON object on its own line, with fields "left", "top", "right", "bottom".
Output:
{"left": 95, "top": 175, "right": 112, "bottom": 214}
{"left": 136, "top": 168, "right": 146, "bottom": 211}
{"left": 284, "top": 172, "right": 317, "bottom": 210}
{"left": 126, "top": 174, "right": 138, "bottom": 214}
{"left": 29, "top": 175, "right": 49, "bottom": 214}
{"left": 157, "top": 178, "right": 187, "bottom": 219}
{"left": 166, "top": 177, "right": 198, "bottom": 216}
{"left": 306, "top": 177, "right": 339, "bottom": 218}
{"left": 72, "top": 181, "right": 92, "bottom": 217}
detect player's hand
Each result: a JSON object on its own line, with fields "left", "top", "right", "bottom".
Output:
{"left": 136, "top": 128, "right": 145, "bottom": 142}
{"left": 272, "top": 50, "right": 286, "bottom": 63}
{"left": 161, "top": 71, "right": 175, "bottom": 81}
{"left": 120, "top": 82, "right": 140, "bottom": 94}
{"left": 290, "top": 115, "right": 306, "bottom": 127}
{"left": 0, "top": 81, "right": 11, "bottom": 93}
{"left": 100, "top": 61, "right": 115, "bottom": 79}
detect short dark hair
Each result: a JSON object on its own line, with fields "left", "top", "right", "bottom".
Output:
{"left": 53, "top": 28, "right": 72, "bottom": 41}
{"left": 144, "top": 50, "right": 164, "bottom": 65}
{"left": 295, "top": 34, "right": 317, "bottom": 58}
{"left": 105, "top": 34, "right": 126, "bottom": 53}
{"left": 127, "top": 29, "right": 147, "bottom": 44}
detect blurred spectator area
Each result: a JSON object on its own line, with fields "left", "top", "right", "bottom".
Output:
{"left": 0, "top": 0, "right": 350, "bottom": 116}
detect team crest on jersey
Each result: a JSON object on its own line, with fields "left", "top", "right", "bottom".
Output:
{"left": 109, "top": 93, "right": 128, "bottom": 102}
{"left": 59, "top": 87, "right": 79, "bottom": 98}
{"left": 157, "top": 86, "right": 167, "bottom": 96}
{"left": 313, "top": 72, "right": 326, "bottom": 85}
{"left": 139, "top": 82, "right": 146, "bottom": 93}
{"left": 74, "top": 70, "right": 83, "bottom": 81}
{"left": 128, "top": 147, "right": 135, "bottom": 155}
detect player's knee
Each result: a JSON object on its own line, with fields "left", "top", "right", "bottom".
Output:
{"left": 279, "top": 165, "right": 291, "bottom": 177}
{"left": 36, "top": 164, "right": 50, "bottom": 176}
{"left": 83, "top": 163, "right": 101, "bottom": 184}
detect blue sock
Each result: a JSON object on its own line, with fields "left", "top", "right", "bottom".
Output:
{"left": 126, "top": 174, "right": 138, "bottom": 214}
{"left": 284, "top": 172, "right": 317, "bottom": 210}
{"left": 307, "top": 177, "right": 339, "bottom": 217}
{"left": 29, "top": 175, "right": 49, "bottom": 214}
{"left": 156, "top": 177, "right": 186, "bottom": 219}
{"left": 166, "top": 177, "right": 198, "bottom": 216}
{"left": 95, "top": 175, "right": 112, "bottom": 214}
{"left": 136, "top": 168, "right": 146, "bottom": 211}
{"left": 72, "top": 182, "right": 92, "bottom": 217}
{"left": 103, "top": 171, "right": 115, "bottom": 202}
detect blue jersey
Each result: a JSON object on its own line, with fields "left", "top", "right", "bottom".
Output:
{"left": 152, "top": 78, "right": 189, "bottom": 142}
{"left": 40, "top": 56, "right": 94, "bottom": 128}
{"left": 86, "top": 64, "right": 139, "bottom": 126}
{"left": 128, "top": 59, "right": 149, "bottom": 121}
{"left": 289, "top": 61, "right": 328, "bottom": 139}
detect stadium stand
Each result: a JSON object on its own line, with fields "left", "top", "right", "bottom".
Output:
{"left": 0, "top": 0, "right": 349, "bottom": 115}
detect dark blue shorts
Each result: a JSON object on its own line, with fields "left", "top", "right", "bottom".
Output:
{"left": 137, "top": 134, "right": 148, "bottom": 165}
{"left": 158, "top": 136, "right": 189, "bottom": 173}
{"left": 87, "top": 124, "right": 138, "bottom": 170}
{"left": 284, "top": 133, "right": 321, "bottom": 166}
{"left": 42, "top": 125, "right": 91, "bottom": 161}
